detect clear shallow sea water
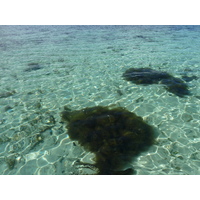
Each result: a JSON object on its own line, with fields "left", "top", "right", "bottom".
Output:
{"left": 0, "top": 25, "right": 199, "bottom": 175}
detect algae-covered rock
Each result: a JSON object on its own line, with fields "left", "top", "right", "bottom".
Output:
{"left": 24, "top": 63, "right": 42, "bottom": 72}
{"left": 0, "top": 90, "right": 16, "bottom": 98}
{"left": 61, "top": 106, "right": 155, "bottom": 175}
{"left": 181, "top": 75, "right": 198, "bottom": 82}
{"left": 161, "top": 77, "right": 190, "bottom": 97}
{"left": 122, "top": 68, "right": 191, "bottom": 97}
{"left": 122, "top": 68, "right": 171, "bottom": 85}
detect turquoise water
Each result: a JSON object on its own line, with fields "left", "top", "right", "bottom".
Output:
{"left": 0, "top": 25, "right": 199, "bottom": 175}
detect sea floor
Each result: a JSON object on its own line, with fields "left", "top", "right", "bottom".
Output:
{"left": 0, "top": 25, "right": 199, "bottom": 174}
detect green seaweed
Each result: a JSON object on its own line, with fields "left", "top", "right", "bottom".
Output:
{"left": 123, "top": 68, "right": 171, "bottom": 85}
{"left": 122, "top": 68, "right": 191, "bottom": 97}
{"left": 161, "top": 77, "right": 190, "bottom": 97}
{"left": 61, "top": 106, "right": 155, "bottom": 175}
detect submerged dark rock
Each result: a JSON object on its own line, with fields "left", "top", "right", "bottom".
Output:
{"left": 24, "top": 63, "right": 42, "bottom": 72}
{"left": 161, "top": 77, "right": 190, "bottom": 97}
{"left": 0, "top": 90, "right": 16, "bottom": 98}
{"left": 122, "top": 68, "right": 171, "bottom": 85}
{"left": 122, "top": 68, "right": 190, "bottom": 97}
{"left": 4, "top": 105, "right": 13, "bottom": 112}
{"left": 61, "top": 106, "right": 155, "bottom": 175}
{"left": 181, "top": 75, "right": 198, "bottom": 82}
